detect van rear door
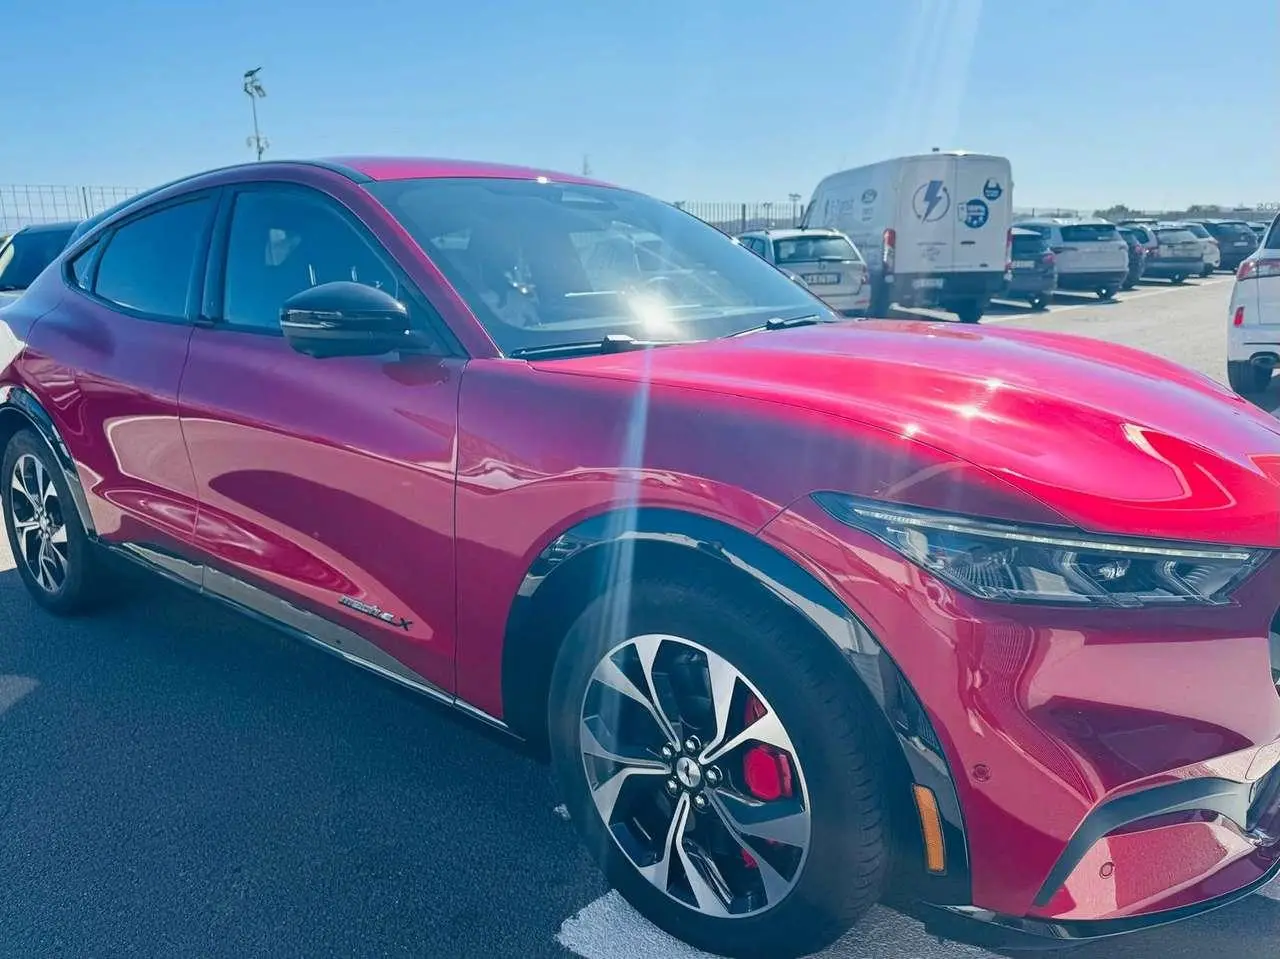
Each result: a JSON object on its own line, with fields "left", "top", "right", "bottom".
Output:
{"left": 894, "top": 155, "right": 955, "bottom": 277}
{"left": 951, "top": 156, "right": 1012, "bottom": 272}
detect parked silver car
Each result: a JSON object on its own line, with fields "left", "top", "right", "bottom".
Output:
{"left": 736, "top": 228, "right": 871, "bottom": 316}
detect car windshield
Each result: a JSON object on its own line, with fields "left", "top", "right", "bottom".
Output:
{"left": 367, "top": 177, "right": 833, "bottom": 354}
{"left": 772, "top": 234, "right": 859, "bottom": 264}
{"left": 0, "top": 225, "right": 75, "bottom": 291}
{"left": 1060, "top": 224, "right": 1119, "bottom": 242}
{"left": 1156, "top": 228, "right": 1196, "bottom": 244}
{"left": 1183, "top": 223, "right": 1211, "bottom": 238}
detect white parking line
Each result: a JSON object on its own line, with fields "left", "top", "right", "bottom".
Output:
{"left": 983, "top": 277, "right": 1233, "bottom": 324}
{"left": 557, "top": 892, "right": 1002, "bottom": 959}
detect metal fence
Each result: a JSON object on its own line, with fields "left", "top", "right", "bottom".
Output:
{"left": 0, "top": 185, "right": 142, "bottom": 235}
{"left": 674, "top": 200, "right": 806, "bottom": 234}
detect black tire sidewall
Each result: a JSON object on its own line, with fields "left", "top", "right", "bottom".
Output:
{"left": 2, "top": 429, "right": 96, "bottom": 614}
{"left": 548, "top": 579, "right": 887, "bottom": 959}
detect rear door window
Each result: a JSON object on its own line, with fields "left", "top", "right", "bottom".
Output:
{"left": 93, "top": 197, "right": 214, "bottom": 319}
{"left": 1155, "top": 229, "right": 1197, "bottom": 245}
{"left": 1011, "top": 234, "right": 1046, "bottom": 258}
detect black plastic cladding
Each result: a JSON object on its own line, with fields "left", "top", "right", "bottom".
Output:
{"left": 0, "top": 385, "right": 98, "bottom": 536}
{"left": 503, "top": 506, "right": 972, "bottom": 905}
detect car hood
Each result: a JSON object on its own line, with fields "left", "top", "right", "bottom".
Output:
{"left": 544, "top": 320, "right": 1280, "bottom": 547}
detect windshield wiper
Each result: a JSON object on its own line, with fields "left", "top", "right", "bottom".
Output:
{"left": 728, "top": 314, "right": 826, "bottom": 337}
{"left": 508, "top": 333, "right": 693, "bottom": 360}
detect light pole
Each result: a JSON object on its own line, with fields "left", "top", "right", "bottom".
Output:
{"left": 243, "top": 67, "right": 268, "bottom": 161}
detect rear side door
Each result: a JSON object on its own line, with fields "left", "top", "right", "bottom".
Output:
{"left": 178, "top": 181, "right": 465, "bottom": 694}
{"left": 951, "top": 157, "right": 1012, "bottom": 272}
{"left": 21, "top": 193, "right": 217, "bottom": 561}
{"left": 895, "top": 156, "right": 954, "bottom": 276}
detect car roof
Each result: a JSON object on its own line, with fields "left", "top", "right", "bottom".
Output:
{"left": 14, "top": 219, "right": 79, "bottom": 234}
{"left": 1010, "top": 226, "right": 1043, "bottom": 236}
{"left": 319, "top": 156, "right": 607, "bottom": 186}
{"left": 744, "top": 228, "right": 843, "bottom": 240}
{"left": 1017, "top": 217, "right": 1113, "bottom": 226}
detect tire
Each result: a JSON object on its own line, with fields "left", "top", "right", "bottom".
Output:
{"left": 548, "top": 578, "right": 888, "bottom": 959}
{"left": 2, "top": 429, "right": 108, "bottom": 615}
{"left": 1227, "top": 360, "right": 1271, "bottom": 395}
{"left": 953, "top": 300, "right": 983, "bottom": 323}
{"left": 867, "top": 280, "right": 892, "bottom": 319}
{"left": 1028, "top": 295, "right": 1048, "bottom": 311}
{"left": 1201, "top": 265, "right": 1213, "bottom": 277}
{"left": 1171, "top": 273, "right": 1185, "bottom": 285}
{"left": 1097, "top": 286, "right": 1116, "bottom": 300}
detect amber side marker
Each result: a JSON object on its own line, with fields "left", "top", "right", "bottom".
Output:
{"left": 912, "top": 784, "right": 947, "bottom": 874}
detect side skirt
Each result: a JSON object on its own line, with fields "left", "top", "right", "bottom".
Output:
{"left": 107, "top": 542, "right": 514, "bottom": 738}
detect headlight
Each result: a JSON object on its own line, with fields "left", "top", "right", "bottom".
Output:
{"left": 812, "top": 492, "right": 1268, "bottom": 607}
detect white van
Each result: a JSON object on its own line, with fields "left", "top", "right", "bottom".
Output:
{"left": 803, "top": 152, "right": 1013, "bottom": 323}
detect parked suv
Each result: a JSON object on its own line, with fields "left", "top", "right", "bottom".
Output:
{"left": 737, "top": 227, "right": 870, "bottom": 316}
{"left": 1142, "top": 223, "right": 1204, "bottom": 283}
{"left": 1014, "top": 218, "right": 1128, "bottom": 299}
{"left": 1116, "top": 226, "right": 1149, "bottom": 289}
{"left": 1002, "top": 226, "right": 1056, "bottom": 309}
{"left": 1226, "top": 217, "right": 1280, "bottom": 394}
{"left": 0, "top": 220, "right": 78, "bottom": 303}
{"left": 5, "top": 158, "right": 1280, "bottom": 959}
{"left": 1179, "top": 221, "right": 1220, "bottom": 276}
{"left": 1194, "top": 219, "right": 1260, "bottom": 272}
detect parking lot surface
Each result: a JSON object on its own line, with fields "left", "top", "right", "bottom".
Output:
{"left": 4, "top": 274, "right": 1280, "bottom": 959}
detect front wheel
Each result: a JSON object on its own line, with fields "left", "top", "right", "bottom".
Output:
{"left": 1027, "top": 294, "right": 1049, "bottom": 311}
{"left": 1171, "top": 273, "right": 1186, "bottom": 285}
{"left": 548, "top": 579, "right": 888, "bottom": 959}
{"left": 1097, "top": 286, "right": 1116, "bottom": 300}
{"left": 1201, "top": 265, "right": 1213, "bottom": 277}
{"left": 953, "top": 300, "right": 983, "bottom": 323}
{"left": 2, "top": 429, "right": 108, "bottom": 615}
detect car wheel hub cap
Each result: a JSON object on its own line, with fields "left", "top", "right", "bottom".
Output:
{"left": 8, "top": 453, "right": 69, "bottom": 594}
{"left": 675, "top": 756, "right": 702, "bottom": 790}
{"left": 578, "top": 633, "right": 811, "bottom": 919}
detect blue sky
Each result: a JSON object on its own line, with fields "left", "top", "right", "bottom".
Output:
{"left": 6, "top": 0, "right": 1277, "bottom": 210}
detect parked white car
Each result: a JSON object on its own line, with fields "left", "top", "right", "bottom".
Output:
{"left": 1179, "top": 221, "right": 1220, "bottom": 276}
{"left": 737, "top": 228, "right": 871, "bottom": 316}
{"left": 1014, "top": 217, "right": 1129, "bottom": 299}
{"left": 1226, "top": 216, "right": 1280, "bottom": 394}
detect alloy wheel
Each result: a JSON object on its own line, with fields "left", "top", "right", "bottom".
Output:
{"left": 578, "top": 633, "right": 811, "bottom": 919}
{"left": 8, "top": 453, "right": 69, "bottom": 593}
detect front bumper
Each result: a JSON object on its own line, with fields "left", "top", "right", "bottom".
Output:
{"left": 760, "top": 501, "right": 1280, "bottom": 942}
{"left": 918, "top": 850, "right": 1280, "bottom": 950}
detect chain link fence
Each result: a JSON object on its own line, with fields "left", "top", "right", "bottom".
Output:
{"left": 0, "top": 185, "right": 143, "bottom": 236}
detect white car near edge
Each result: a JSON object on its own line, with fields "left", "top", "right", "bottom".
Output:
{"left": 1226, "top": 215, "right": 1280, "bottom": 395}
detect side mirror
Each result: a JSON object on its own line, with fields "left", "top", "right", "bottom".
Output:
{"left": 280, "top": 281, "right": 414, "bottom": 358}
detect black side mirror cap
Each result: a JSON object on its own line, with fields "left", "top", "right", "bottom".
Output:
{"left": 280, "top": 281, "right": 414, "bottom": 358}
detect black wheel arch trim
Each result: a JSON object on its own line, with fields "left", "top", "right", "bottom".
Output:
{"left": 503, "top": 505, "right": 972, "bottom": 904}
{"left": 0, "top": 384, "right": 97, "bottom": 536}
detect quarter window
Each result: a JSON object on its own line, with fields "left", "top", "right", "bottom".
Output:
{"left": 93, "top": 198, "right": 213, "bottom": 318}
{"left": 221, "top": 189, "right": 397, "bottom": 332}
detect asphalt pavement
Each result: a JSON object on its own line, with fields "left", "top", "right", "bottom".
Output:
{"left": 4, "top": 274, "right": 1280, "bottom": 958}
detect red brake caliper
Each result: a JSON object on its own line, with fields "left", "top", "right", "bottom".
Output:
{"left": 739, "top": 693, "right": 793, "bottom": 869}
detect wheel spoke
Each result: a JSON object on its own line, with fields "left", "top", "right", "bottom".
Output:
{"left": 11, "top": 467, "right": 36, "bottom": 512}
{"left": 703, "top": 702, "right": 795, "bottom": 765}
{"left": 580, "top": 719, "right": 667, "bottom": 771}
{"left": 702, "top": 649, "right": 740, "bottom": 755}
{"left": 673, "top": 817, "right": 731, "bottom": 917}
{"left": 34, "top": 538, "right": 55, "bottom": 591}
{"left": 49, "top": 524, "right": 68, "bottom": 546}
{"left": 711, "top": 790, "right": 809, "bottom": 849}
{"left": 12, "top": 516, "right": 39, "bottom": 537}
{"left": 637, "top": 792, "right": 689, "bottom": 894}
{"left": 707, "top": 794, "right": 799, "bottom": 905}
{"left": 590, "top": 764, "right": 668, "bottom": 822}
{"left": 592, "top": 643, "right": 679, "bottom": 746}
{"left": 631, "top": 635, "right": 682, "bottom": 744}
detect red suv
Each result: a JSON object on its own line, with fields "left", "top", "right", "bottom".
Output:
{"left": 3, "top": 158, "right": 1280, "bottom": 958}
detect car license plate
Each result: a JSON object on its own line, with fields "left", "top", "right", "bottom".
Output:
{"left": 912, "top": 277, "right": 944, "bottom": 289}
{"left": 803, "top": 273, "right": 840, "bottom": 285}
{"left": 1012, "top": 259, "right": 1034, "bottom": 269}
